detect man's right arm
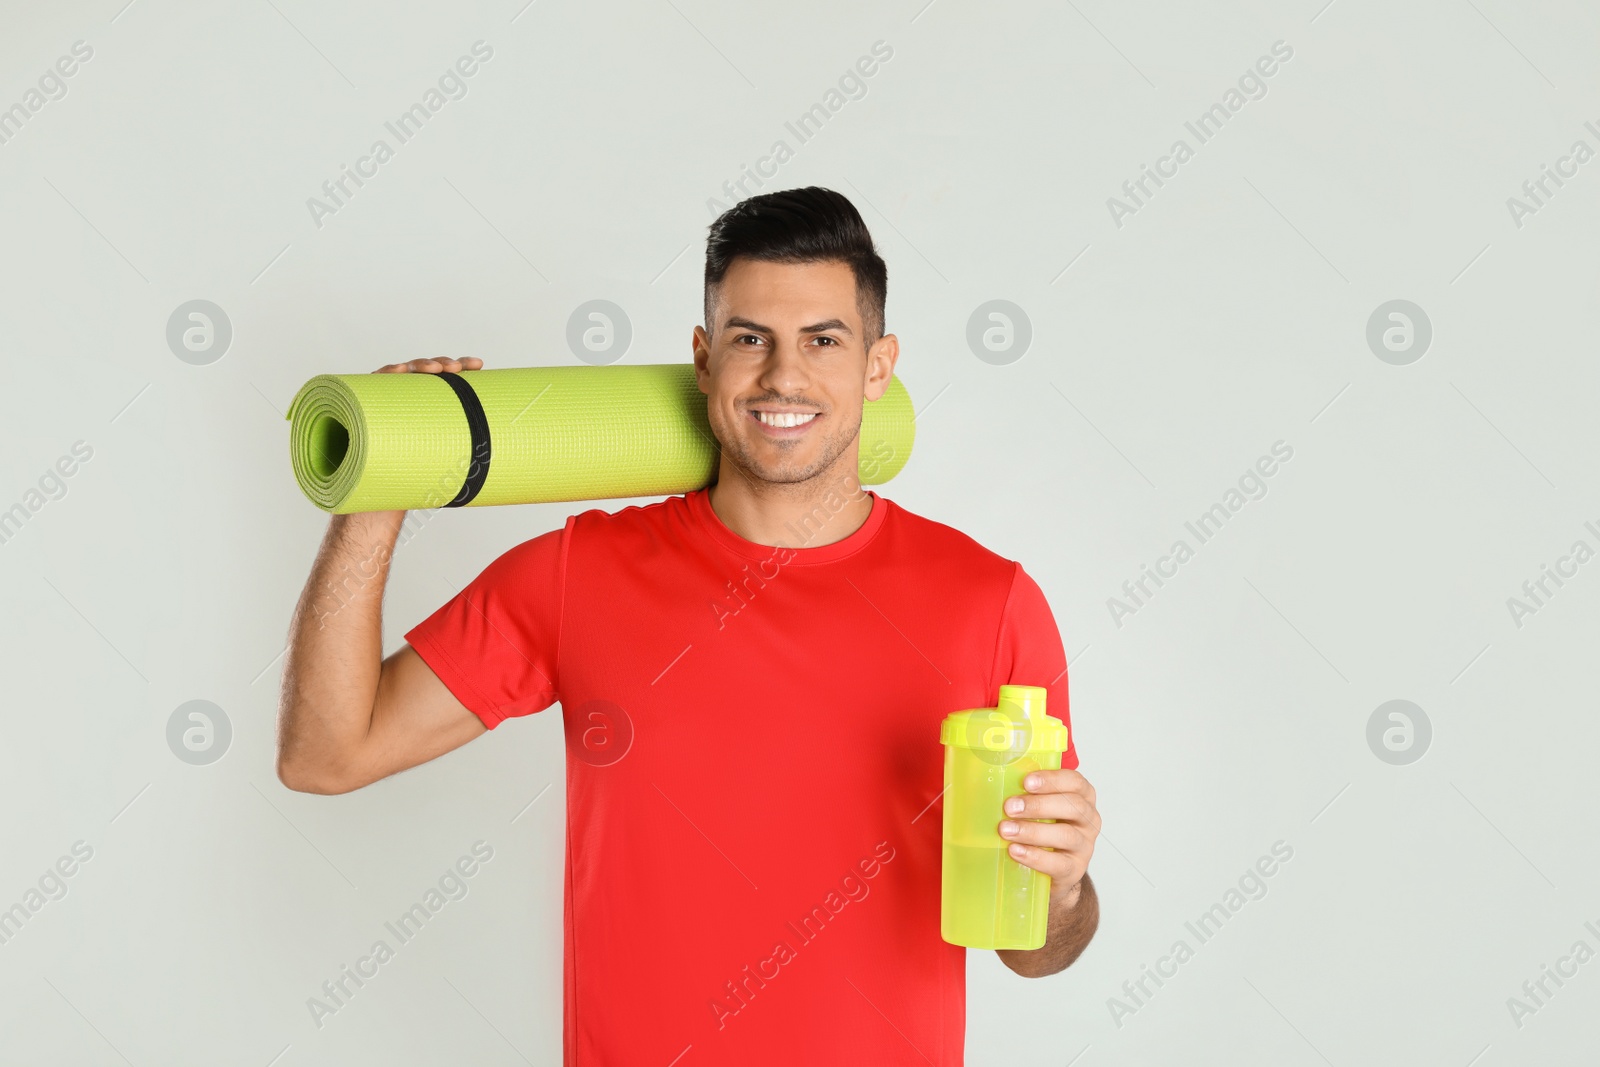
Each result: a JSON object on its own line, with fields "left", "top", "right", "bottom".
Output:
{"left": 276, "top": 510, "right": 486, "bottom": 793}
{"left": 276, "top": 357, "right": 488, "bottom": 795}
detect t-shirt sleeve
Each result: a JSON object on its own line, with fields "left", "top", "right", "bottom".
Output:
{"left": 403, "top": 516, "right": 570, "bottom": 730}
{"left": 990, "top": 562, "right": 1079, "bottom": 770}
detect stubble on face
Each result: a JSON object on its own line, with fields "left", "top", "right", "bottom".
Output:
{"left": 711, "top": 399, "right": 862, "bottom": 488}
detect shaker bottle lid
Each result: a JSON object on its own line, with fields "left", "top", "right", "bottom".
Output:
{"left": 939, "top": 708, "right": 1069, "bottom": 753}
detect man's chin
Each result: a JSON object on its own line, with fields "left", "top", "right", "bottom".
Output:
{"left": 728, "top": 443, "right": 834, "bottom": 487}
{"left": 742, "top": 460, "right": 824, "bottom": 486}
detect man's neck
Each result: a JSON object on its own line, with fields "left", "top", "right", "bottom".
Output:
{"left": 705, "top": 455, "right": 872, "bottom": 550}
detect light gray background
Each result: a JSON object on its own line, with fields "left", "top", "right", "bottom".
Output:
{"left": 1, "top": 0, "right": 1595, "bottom": 1063}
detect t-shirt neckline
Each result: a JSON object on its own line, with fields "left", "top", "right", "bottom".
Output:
{"left": 688, "top": 484, "right": 887, "bottom": 565}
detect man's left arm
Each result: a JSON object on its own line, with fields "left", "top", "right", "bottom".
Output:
{"left": 994, "top": 768, "right": 1101, "bottom": 978}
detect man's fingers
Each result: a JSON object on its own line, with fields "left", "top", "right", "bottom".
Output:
{"left": 372, "top": 357, "right": 486, "bottom": 374}
{"left": 1022, "top": 768, "right": 1095, "bottom": 805}
{"left": 1007, "top": 841, "right": 1084, "bottom": 883}
{"left": 1000, "top": 818, "right": 1094, "bottom": 853}
{"left": 1003, "top": 791, "right": 1100, "bottom": 828}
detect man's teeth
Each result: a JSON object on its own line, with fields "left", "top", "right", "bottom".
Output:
{"left": 755, "top": 411, "right": 818, "bottom": 428}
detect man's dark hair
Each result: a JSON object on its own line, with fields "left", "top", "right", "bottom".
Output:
{"left": 704, "top": 186, "right": 888, "bottom": 349}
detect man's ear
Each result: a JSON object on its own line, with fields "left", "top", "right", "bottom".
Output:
{"left": 692, "top": 325, "right": 712, "bottom": 395}
{"left": 863, "top": 333, "right": 899, "bottom": 402}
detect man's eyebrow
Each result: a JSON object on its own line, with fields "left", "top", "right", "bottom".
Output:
{"left": 723, "top": 315, "right": 854, "bottom": 337}
{"left": 800, "top": 318, "right": 853, "bottom": 336}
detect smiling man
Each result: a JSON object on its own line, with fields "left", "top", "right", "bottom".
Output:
{"left": 276, "top": 186, "right": 1100, "bottom": 1065}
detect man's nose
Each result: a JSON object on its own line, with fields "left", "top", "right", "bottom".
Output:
{"left": 757, "top": 338, "right": 811, "bottom": 397}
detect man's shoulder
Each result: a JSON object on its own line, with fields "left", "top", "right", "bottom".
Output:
{"left": 560, "top": 492, "right": 694, "bottom": 552}
{"left": 568, "top": 492, "right": 690, "bottom": 531}
{"left": 880, "top": 495, "right": 1019, "bottom": 584}
{"left": 489, "top": 494, "right": 687, "bottom": 570}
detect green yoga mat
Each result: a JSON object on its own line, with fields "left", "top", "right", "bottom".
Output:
{"left": 285, "top": 364, "right": 916, "bottom": 513}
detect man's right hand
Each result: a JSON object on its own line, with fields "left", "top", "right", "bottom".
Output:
{"left": 374, "top": 357, "right": 484, "bottom": 374}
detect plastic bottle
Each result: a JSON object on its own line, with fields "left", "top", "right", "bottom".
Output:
{"left": 938, "top": 684, "right": 1070, "bottom": 949}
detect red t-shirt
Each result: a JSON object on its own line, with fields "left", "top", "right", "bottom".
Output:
{"left": 405, "top": 486, "right": 1079, "bottom": 1066}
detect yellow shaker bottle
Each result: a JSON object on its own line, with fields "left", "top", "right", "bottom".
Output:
{"left": 939, "top": 684, "right": 1070, "bottom": 949}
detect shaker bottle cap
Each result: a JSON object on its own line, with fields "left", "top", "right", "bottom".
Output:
{"left": 939, "top": 708, "right": 1068, "bottom": 753}
{"left": 997, "top": 684, "right": 1049, "bottom": 722}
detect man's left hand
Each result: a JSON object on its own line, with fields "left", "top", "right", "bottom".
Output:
{"left": 998, "top": 767, "right": 1100, "bottom": 906}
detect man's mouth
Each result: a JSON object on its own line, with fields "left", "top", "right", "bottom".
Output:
{"left": 750, "top": 409, "right": 820, "bottom": 433}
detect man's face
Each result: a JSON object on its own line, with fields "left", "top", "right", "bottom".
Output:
{"left": 693, "top": 258, "right": 897, "bottom": 488}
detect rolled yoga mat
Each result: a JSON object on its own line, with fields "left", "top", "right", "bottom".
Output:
{"left": 285, "top": 363, "right": 916, "bottom": 513}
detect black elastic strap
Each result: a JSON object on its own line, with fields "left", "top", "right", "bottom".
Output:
{"left": 437, "top": 371, "right": 492, "bottom": 507}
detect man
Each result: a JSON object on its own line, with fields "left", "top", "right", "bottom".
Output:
{"left": 276, "top": 186, "right": 1101, "bottom": 1064}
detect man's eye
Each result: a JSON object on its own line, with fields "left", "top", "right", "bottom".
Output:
{"left": 813, "top": 336, "right": 837, "bottom": 346}
{"left": 737, "top": 334, "right": 765, "bottom": 345}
